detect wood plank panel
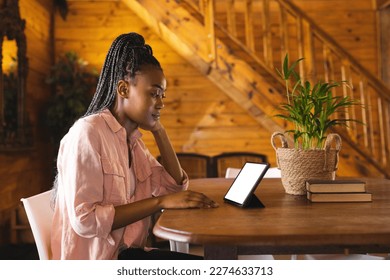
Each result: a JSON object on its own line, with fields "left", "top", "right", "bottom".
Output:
{"left": 0, "top": 0, "right": 54, "bottom": 244}
{"left": 54, "top": 0, "right": 270, "bottom": 163}
{"left": 1, "top": 0, "right": 385, "bottom": 244}
{"left": 289, "top": 0, "right": 373, "bottom": 10}
{"left": 291, "top": 0, "right": 379, "bottom": 75}
{"left": 55, "top": 0, "right": 383, "bottom": 180}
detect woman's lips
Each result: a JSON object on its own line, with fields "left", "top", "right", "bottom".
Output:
{"left": 152, "top": 113, "right": 160, "bottom": 120}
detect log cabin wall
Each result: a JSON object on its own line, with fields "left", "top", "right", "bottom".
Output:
{"left": 292, "top": 0, "right": 388, "bottom": 178}
{"left": 290, "top": 0, "right": 379, "bottom": 76}
{"left": 0, "top": 0, "right": 386, "bottom": 245}
{"left": 54, "top": 1, "right": 276, "bottom": 159}
{"left": 54, "top": 0, "right": 386, "bottom": 177}
{"left": 377, "top": 1, "right": 390, "bottom": 86}
{"left": 0, "top": 0, "right": 54, "bottom": 244}
{"left": 210, "top": 0, "right": 379, "bottom": 76}
{"left": 195, "top": 0, "right": 386, "bottom": 179}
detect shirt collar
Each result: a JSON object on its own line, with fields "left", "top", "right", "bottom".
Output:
{"left": 100, "top": 109, "right": 122, "bottom": 133}
{"left": 99, "top": 109, "right": 142, "bottom": 141}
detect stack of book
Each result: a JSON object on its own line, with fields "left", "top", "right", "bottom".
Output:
{"left": 306, "top": 179, "right": 372, "bottom": 202}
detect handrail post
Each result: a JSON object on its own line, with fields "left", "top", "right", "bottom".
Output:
{"left": 261, "top": 0, "right": 272, "bottom": 66}
{"left": 301, "top": 20, "right": 315, "bottom": 83}
{"left": 227, "top": 0, "right": 237, "bottom": 37}
{"left": 203, "top": 0, "right": 217, "bottom": 68}
{"left": 244, "top": 0, "right": 255, "bottom": 52}
{"left": 279, "top": 4, "right": 289, "bottom": 63}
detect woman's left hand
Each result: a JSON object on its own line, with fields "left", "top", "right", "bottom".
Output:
{"left": 150, "top": 120, "right": 163, "bottom": 132}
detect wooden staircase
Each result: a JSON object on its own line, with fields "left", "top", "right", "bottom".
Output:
{"left": 123, "top": 0, "right": 390, "bottom": 178}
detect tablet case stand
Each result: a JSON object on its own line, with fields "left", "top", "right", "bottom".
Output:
{"left": 245, "top": 194, "right": 265, "bottom": 208}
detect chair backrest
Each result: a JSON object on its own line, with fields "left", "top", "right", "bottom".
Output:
{"left": 157, "top": 153, "right": 212, "bottom": 179}
{"left": 225, "top": 167, "right": 241, "bottom": 178}
{"left": 213, "top": 152, "right": 268, "bottom": 177}
{"left": 20, "top": 190, "right": 54, "bottom": 260}
{"left": 263, "top": 167, "right": 282, "bottom": 178}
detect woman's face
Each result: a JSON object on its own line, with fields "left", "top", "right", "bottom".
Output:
{"left": 121, "top": 64, "right": 167, "bottom": 131}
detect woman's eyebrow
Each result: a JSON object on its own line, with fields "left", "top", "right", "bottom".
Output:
{"left": 152, "top": 84, "right": 166, "bottom": 91}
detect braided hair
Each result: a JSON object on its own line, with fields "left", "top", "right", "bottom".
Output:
{"left": 84, "top": 32, "right": 162, "bottom": 116}
{"left": 51, "top": 33, "right": 162, "bottom": 207}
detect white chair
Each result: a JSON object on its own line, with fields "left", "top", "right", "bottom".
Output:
{"left": 20, "top": 190, "right": 54, "bottom": 260}
{"left": 264, "top": 167, "right": 282, "bottom": 178}
{"left": 225, "top": 167, "right": 281, "bottom": 179}
{"left": 225, "top": 167, "right": 241, "bottom": 178}
{"left": 169, "top": 240, "right": 189, "bottom": 253}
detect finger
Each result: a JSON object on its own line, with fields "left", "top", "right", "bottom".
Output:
{"left": 184, "top": 191, "right": 218, "bottom": 208}
{"left": 185, "top": 200, "right": 215, "bottom": 209}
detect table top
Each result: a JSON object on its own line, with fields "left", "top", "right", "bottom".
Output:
{"left": 153, "top": 177, "right": 390, "bottom": 252}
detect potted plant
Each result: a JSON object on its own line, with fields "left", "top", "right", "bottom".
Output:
{"left": 271, "top": 54, "right": 361, "bottom": 195}
{"left": 45, "top": 51, "right": 98, "bottom": 144}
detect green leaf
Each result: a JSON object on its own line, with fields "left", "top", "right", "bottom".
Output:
{"left": 273, "top": 53, "right": 364, "bottom": 149}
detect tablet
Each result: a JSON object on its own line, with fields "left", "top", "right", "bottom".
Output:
{"left": 224, "top": 162, "right": 270, "bottom": 208}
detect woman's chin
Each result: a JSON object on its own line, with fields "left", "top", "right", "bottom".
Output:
{"left": 139, "top": 123, "right": 154, "bottom": 131}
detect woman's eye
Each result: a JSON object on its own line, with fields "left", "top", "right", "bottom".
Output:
{"left": 151, "top": 92, "right": 166, "bottom": 98}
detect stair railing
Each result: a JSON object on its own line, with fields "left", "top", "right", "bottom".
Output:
{"left": 185, "top": 0, "right": 390, "bottom": 176}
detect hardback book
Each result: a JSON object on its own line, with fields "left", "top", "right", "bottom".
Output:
{"left": 306, "top": 179, "right": 366, "bottom": 193}
{"left": 307, "top": 191, "right": 372, "bottom": 202}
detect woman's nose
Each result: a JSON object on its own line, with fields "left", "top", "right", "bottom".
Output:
{"left": 156, "top": 97, "right": 164, "bottom": 109}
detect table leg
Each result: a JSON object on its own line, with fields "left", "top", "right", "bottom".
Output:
{"left": 204, "top": 245, "right": 238, "bottom": 260}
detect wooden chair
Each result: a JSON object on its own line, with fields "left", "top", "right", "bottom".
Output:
{"left": 212, "top": 152, "right": 268, "bottom": 178}
{"left": 157, "top": 152, "right": 212, "bottom": 179}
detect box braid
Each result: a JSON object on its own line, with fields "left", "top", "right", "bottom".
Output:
{"left": 51, "top": 33, "right": 162, "bottom": 206}
{"left": 84, "top": 32, "right": 162, "bottom": 116}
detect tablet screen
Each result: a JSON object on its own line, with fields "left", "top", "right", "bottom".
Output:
{"left": 224, "top": 162, "right": 269, "bottom": 206}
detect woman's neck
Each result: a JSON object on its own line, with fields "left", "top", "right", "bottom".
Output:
{"left": 110, "top": 108, "right": 138, "bottom": 137}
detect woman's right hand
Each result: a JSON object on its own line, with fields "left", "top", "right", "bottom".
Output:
{"left": 113, "top": 190, "right": 218, "bottom": 230}
{"left": 158, "top": 190, "right": 219, "bottom": 209}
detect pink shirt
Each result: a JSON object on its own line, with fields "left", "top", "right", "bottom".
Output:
{"left": 51, "top": 109, "right": 188, "bottom": 259}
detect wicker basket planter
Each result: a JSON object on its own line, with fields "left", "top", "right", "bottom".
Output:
{"left": 271, "top": 132, "right": 342, "bottom": 195}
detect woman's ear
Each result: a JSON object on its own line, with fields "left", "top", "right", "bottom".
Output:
{"left": 117, "top": 80, "right": 129, "bottom": 98}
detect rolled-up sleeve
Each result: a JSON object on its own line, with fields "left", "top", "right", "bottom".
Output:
{"left": 148, "top": 154, "right": 189, "bottom": 196}
{"left": 59, "top": 121, "right": 115, "bottom": 240}
{"left": 130, "top": 137, "right": 189, "bottom": 197}
{"left": 151, "top": 166, "right": 189, "bottom": 196}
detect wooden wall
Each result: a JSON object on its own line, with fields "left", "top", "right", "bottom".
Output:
{"left": 55, "top": 0, "right": 386, "bottom": 175}
{"left": 378, "top": 3, "right": 390, "bottom": 86}
{"left": 0, "top": 0, "right": 384, "bottom": 244}
{"left": 54, "top": 0, "right": 383, "bottom": 177}
{"left": 291, "top": 0, "right": 379, "bottom": 75}
{"left": 54, "top": 0, "right": 276, "bottom": 160}
{"left": 0, "top": 0, "right": 54, "bottom": 244}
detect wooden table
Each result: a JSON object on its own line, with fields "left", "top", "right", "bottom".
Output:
{"left": 153, "top": 178, "right": 390, "bottom": 259}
